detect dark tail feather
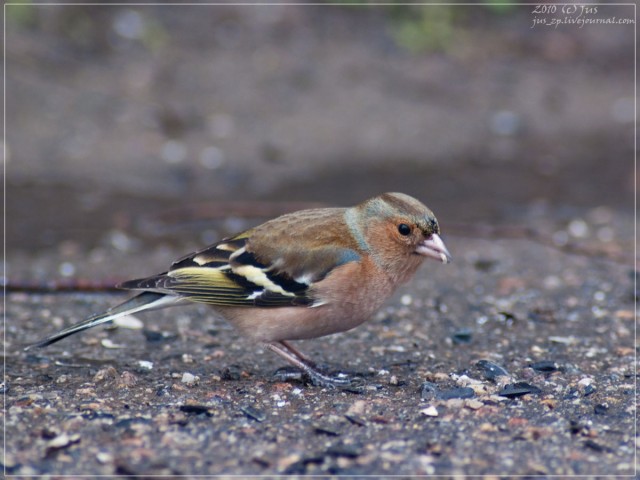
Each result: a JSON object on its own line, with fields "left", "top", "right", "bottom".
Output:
{"left": 24, "top": 292, "right": 178, "bottom": 350}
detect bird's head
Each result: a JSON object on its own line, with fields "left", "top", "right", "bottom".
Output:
{"left": 349, "top": 192, "right": 452, "bottom": 278}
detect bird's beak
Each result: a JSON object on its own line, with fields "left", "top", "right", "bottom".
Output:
{"left": 416, "top": 233, "right": 452, "bottom": 264}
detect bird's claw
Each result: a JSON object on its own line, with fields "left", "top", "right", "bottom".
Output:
{"left": 273, "top": 366, "right": 364, "bottom": 390}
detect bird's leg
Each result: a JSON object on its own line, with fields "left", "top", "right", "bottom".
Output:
{"left": 265, "top": 342, "right": 354, "bottom": 388}
{"left": 278, "top": 340, "right": 316, "bottom": 366}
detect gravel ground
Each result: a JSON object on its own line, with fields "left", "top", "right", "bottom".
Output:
{"left": 4, "top": 4, "right": 637, "bottom": 477}
{"left": 6, "top": 231, "right": 636, "bottom": 476}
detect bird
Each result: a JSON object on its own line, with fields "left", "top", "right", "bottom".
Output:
{"left": 25, "top": 192, "right": 452, "bottom": 387}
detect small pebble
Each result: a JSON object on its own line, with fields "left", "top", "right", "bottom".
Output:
{"left": 113, "top": 315, "right": 143, "bottom": 329}
{"left": 46, "top": 433, "right": 80, "bottom": 451}
{"left": 314, "top": 424, "right": 341, "bottom": 436}
{"left": 476, "top": 359, "right": 510, "bottom": 380}
{"left": 346, "top": 400, "right": 367, "bottom": 416}
{"left": 240, "top": 405, "right": 266, "bottom": 422}
{"left": 118, "top": 371, "right": 138, "bottom": 387}
{"left": 437, "top": 387, "right": 475, "bottom": 400}
{"left": 420, "top": 405, "right": 439, "bottom": 417}
{"left": 451, "top": 328, "right": 473, "bottom": 345}
{"left": 530, "top": 360, "right": 560, "bottom": 373}
{"left": 464, "top": 399, "right": 484, "bottom": 410}
{"left": 498, "top": 382, "right": 542, "bottom": 398}
{"left": 420, "top": 381, "right": 438, "bottom": 400}
{"left": 474, "top": 259, "right": 498, "bottom": 272}
{"left": 584, "top": 439, "right": 610, "bottom": 452}
{"left": 101, "top": 339, "right": 124, "bottom": 349}
{"left": 58, "top": 262, "right": 76, "bottom": 277}
{"left": 344, "top": 414, "right": 366, "bottom": 426}
{"left": 568, "top": 218, "right": 589, "bottom": 238}
{"left": 181, "top": 373, "right": 199, "bottom": 386}
{"left": 96, "top": 451, "right": 114, "bottom": 464}
{"left": 108, "top": 230, "right": 134, "bottom": 252}
{"left": 578, "top": 377, "right": 593, "bottom": 387}
{"left": 179, "top": 405, "right": 212, "bottom": 416}
{"left": 143, "top": 330, "right": 168, "bottom": 342}
{"left": 594, "top": 404, "right": 609, "bottom": 415}
{"left": 182, "top": 354, "right": 194, "bottom": 364}
{"left": 137, "top": 360, "right": 154, "bottom": 370}
{"left": 325, "top": 444, "right": 361, "bottom": 458}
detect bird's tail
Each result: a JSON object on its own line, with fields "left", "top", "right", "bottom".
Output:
{"left": 24, "top": 292, "right": 180, "bottom": 350}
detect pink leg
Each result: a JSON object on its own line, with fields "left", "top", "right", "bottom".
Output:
{"left": 265, "top": 342, "right": 352, "bottom": 388}
{"left": 278, "top": 340, "right": 315, "bottom": 366}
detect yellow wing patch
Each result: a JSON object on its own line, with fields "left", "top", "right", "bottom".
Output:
{"left": 169, "top": 267, "right": 237, "bottom": 289}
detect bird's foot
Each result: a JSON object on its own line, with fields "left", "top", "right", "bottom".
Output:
{"left": 266, "top": 341, "right": 364, "bottom": 390}
{"left": 273, "top": 365, "right": 364, "bottom": 389}
{"left": 306, "top": 370, "right": 365, "bottom": 390}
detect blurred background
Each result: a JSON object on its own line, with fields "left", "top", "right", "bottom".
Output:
{"left": 5, "top": 3, "right": 635, "bottom": 281}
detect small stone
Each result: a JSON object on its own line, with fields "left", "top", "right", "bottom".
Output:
{"left": 578, "top": 377, "right": 594, "bottom": 387}
{"left": 420, "top": 405, "right": 439, "bottom": 417}
{"left": 420, "top": 381, "right": 438, "bottom": 400}
{"left": 143, "top": 330, "right": 176, "bottom": 343}
{"left": 101, "top": 339, "right": 123, "bottom": 349}
{"left": 530, "top": 360, "right": 560, "bottom": 373}
{"left": 540, "top": 398, "right": 558, "bottom": 409}
{"left": 179, "top": 405, "right": 212, "bottom": 416}
{"left": 240, "top": 405, "right": 266, "bottom": 422}
{"left": 594, "top": 404, "right": 609, "bottom": 415}
{"left": 181, "top": 372, "right": 199, "bottom": 386}
{"left": 476, "top": 360, "right": 510, "bottom": 381}
{"left": 400, "top": 294, "right": 412, "bottom": 306}
{"left": 444, "top": 398, "right": 465, "bottom": 409}
{"left": 313, "top": 424, "right": 341, "bottom": 436}
{"left": 436, "top": 387, "right": 475, "bottom": 400}
{"left": 614, "top": 310, "right": 634, "bottom": 320}
{"left": 346, "top": 400, "right": 367, "bottom": 416}
{"left": 182, "top": 354, "right": 194, "bottom": 364}
{"left": 137, "top": 360, "right": 154, "bottom": 370}
{"left": 46, "top": 433, "right": 80, "bottom": 452}
{"left": 118, "top": 371, "right": 138, "bottom": 387}
{"left": 480, "top": 422, "right": 498, "bottom": 432}
{"left": 474, "top": 259, "right": 498, "bottom": 272}
{"left": 277, "top": 453, "right": 303, "bottom": 472}
{"left": 93, "top": 367, "right": 117, "bottom": 383}
{"left": 568, "top": 218, "right": 589, "bottom": 238}
{"left": 344, "top": 414, "right": 366, "bottom": 426}
{"left": 464, "top": 399, "right": 484, "bottom": 410}
{"left": 96, "top": 451, "right": 114, "bottom": 464}
{"left": 451, "top": 328, "right": 473, "bottom": 345}
{"left": 325, "top": 443, "right": 361, "bottom": 458}
{"left": 113, "top": 315, "right": 143, "bottom": 329}
{"left": 584, "top": 439, "right": 611, "bottom": 452}
{"left": 498, "top": 382, "right": 542, "bottom": 398}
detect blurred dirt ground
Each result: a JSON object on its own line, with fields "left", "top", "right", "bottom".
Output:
{"left": 4, "top": 4, "right": 637, "bottom": 477}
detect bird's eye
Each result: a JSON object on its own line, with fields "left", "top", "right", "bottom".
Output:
{"left": 397, "top": 223, "right": 411, "bottom": 236}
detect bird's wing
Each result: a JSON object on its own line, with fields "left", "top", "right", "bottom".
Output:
{"left": 119, "top": 231, "right": 361, "bottom": 308}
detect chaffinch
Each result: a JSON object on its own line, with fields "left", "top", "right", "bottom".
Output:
{"left": 27, "top": 192, "right": 451, "bottom": 387}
